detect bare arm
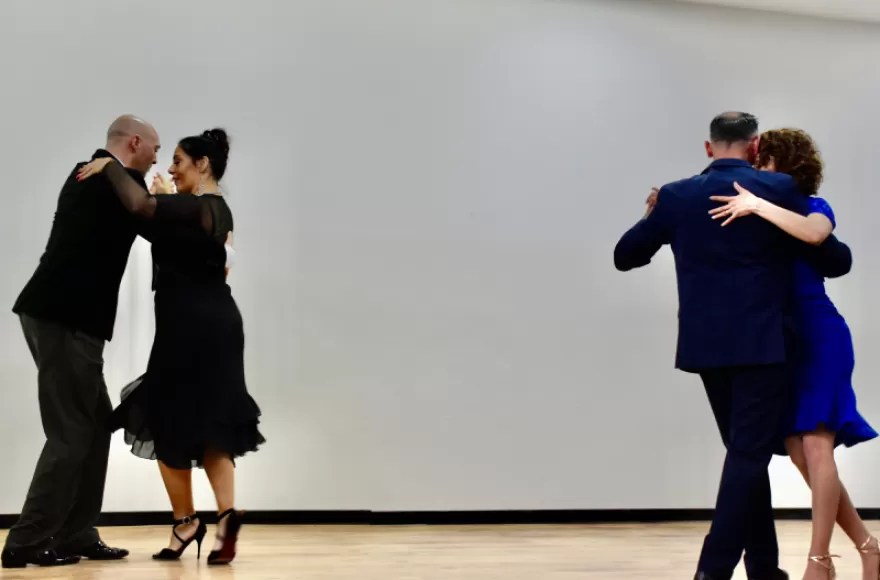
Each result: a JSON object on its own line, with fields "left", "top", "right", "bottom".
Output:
{"left": 752, "top": 200, "right": 832, "bottom": 246}
{"left": 710, "top": 182, "right": 832, "bottom": 246}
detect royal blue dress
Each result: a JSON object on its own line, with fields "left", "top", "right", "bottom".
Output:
{"left": 782, "top": 196, "right": 877, "bottom": 450}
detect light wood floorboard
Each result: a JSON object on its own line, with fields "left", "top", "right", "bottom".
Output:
{"left": 0, "top": 521, "right": 874, "bottom": 579}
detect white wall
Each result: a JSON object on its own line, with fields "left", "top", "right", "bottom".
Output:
{"left": 0, "top": 0, "right": 878, "bottom": 513}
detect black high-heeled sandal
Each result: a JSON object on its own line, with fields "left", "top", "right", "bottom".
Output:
{"left": 153, "top": 515, "right": 207, "bottom": 561}
{"left": 207, "top": 509, "right": 243, "bottom": 565}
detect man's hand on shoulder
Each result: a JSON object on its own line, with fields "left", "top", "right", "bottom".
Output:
{"left": 614, "top": 184, "right": 675, "bottom": 271}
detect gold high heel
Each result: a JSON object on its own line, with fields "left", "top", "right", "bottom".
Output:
{"left": 857, "top": 535, "right": 880, "bottom": 578}
{"left": 808, "top": 555, "right": 839, "bottom": 579}
{"left": 858, "top": 534, "right": 880, "bottom": 554}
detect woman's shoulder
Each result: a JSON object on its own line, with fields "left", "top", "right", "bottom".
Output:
{"left": 809, "top": 195, "right": 830, "bottom": 208}
{"left": 200, "top": 193, "right": 231, "bottom": 207}
{"left": 808, "top": 196, "right": 834, "bottom": 215}
{"left": 807, "top": 195, "right": 836, "bottom": 229}
{"left": 192, "top": 193, "right": 233, "bottom": 215}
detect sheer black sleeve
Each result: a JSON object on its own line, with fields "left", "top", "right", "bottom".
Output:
{"left": 153, "top": 195, "right": 215, "bottom": 234}
{"left": 104, "top": 162, "right": 213, "bottom": 234}
{"left": 103, "top": 161, "right": 158, "bottom": 217}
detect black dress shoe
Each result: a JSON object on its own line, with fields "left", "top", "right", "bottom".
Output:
{"left": 749, "top": 570, "right": 789, "bottom": 580}
{"left": 1, "top": 547, "right": 81, "bottom": 568}
{"left": 63, "top": 541, "right": 129, "bottom": 560}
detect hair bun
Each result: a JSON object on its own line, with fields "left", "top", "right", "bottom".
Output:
{"left": 202, "top": 128, "right": 230, "bottom": 156}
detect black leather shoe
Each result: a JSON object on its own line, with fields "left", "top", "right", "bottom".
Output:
{"left": 749, "top": 570, "right": 789, "bottom": 580}
{"left": 1, "top": 548, "right": 81, "bottom": 568}
{"left": 696, "top": 567, "right": 788, "bottom": 580}
{"left": 63, "top": 541, "right": 129, "bottom": 560}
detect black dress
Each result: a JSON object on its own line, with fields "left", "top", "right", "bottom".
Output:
{"left": 103, "top": 163, "right": 265, "bottom": 469}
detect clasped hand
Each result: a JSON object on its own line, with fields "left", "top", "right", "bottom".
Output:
{"left": 708, "top": 182, "right": 762, "bottom": 226}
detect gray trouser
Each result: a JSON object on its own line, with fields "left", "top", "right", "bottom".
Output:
{"left": 3, "top": 314, "right": 111, "bottom": 551}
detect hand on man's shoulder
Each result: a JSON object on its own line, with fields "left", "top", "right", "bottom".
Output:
{"left": 741, "top": 168, "right": 809, "bottom": 214}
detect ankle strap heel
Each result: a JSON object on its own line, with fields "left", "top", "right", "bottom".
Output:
{"left": 152, "top": 514, "right": 207, "bottom": 561}
{"left": 808, "top": 554, "right": 839, "bottom": 579}
{"left": 207, "top": 509, "right": 244, "bottom": 565}
{"left": 858, "top": 535, "right": 880, "bottom": 555}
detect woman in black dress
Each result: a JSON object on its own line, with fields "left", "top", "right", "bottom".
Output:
{"left": 77, "top": 128, "right": 264, "bottom": 565}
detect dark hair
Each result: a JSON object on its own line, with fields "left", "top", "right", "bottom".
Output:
{"left": 178, "top": 128, "right": 230, "bottom": 180}
{"left": 757, "top": 128, "right": 823, "bottom": 196}
{"left": 709, "top": 111, "right": 759, "bottom": 144}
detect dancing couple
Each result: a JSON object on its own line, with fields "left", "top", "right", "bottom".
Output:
{"left": 615, "top": 112, "right": 877, "bottom": 580}
{"left": 1, "top": 115, "right": 265, "bottom": 569}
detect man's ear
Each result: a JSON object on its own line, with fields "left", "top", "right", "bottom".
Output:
{"left": 705, "top": 141, "right": 714, "bottom": 159}
{"left": 747, "top": 136, "right": 760, "bottom": 164}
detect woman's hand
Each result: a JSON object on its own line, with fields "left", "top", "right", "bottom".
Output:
{"left": 150, "top": 173, "right": 175, "bottom": 194}
{"left": 709, "top": 181, "right": 764, "bottom": 226}
{"left": 644, "top": 187, "right": 659, "bottom": 218}
{"left": 76, "top": 157, "right": 114, "bottom": 181}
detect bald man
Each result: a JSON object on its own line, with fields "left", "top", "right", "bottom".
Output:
{"left": 2, "top": 116, "right": 160, "bottom": 568}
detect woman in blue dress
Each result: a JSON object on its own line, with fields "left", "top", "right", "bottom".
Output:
{"left": 710, "top": 128, "right": 877, "bottom": 580}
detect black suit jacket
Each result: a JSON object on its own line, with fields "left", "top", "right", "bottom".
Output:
{"left": 13, "top": 150, "right": 148, "bottom": 341}
{"left": 614, "top": 159, "right": 852, "bottom": 372}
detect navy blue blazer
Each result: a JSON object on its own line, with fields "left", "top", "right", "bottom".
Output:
{"left": 614, "top": 159, "right": 852, "bottom": 372}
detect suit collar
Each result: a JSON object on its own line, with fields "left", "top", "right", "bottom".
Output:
{"left": 92, "top": 149, "right": 116, "bottom": 161}
{"left": 91, "top": 149, "right": 147, "bottom": 187}
{"left": 700, "top": 158, "right": 752, "bottom": 175}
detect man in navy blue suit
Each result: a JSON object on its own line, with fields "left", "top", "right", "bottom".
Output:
{"left": 614, "top": 112, "right": 852, "bottom": 580}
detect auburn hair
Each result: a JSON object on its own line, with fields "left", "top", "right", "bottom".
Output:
{"left": 756, "top": 128, "right": 823, "bottom": 196}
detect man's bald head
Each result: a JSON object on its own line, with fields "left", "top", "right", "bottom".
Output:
{"left": 105, "top": 114, "right": 160, "bottom": 176}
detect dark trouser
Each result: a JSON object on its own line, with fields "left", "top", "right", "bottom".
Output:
{"left": 697, "top": 363, "right": 791, "bottom": 580}
{"left": 3, "top": 314, "right": 111, "bottom": 552}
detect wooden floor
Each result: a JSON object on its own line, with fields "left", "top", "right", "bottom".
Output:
{"left": 0, "top": 521, "right": 874, "bottom": 579}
